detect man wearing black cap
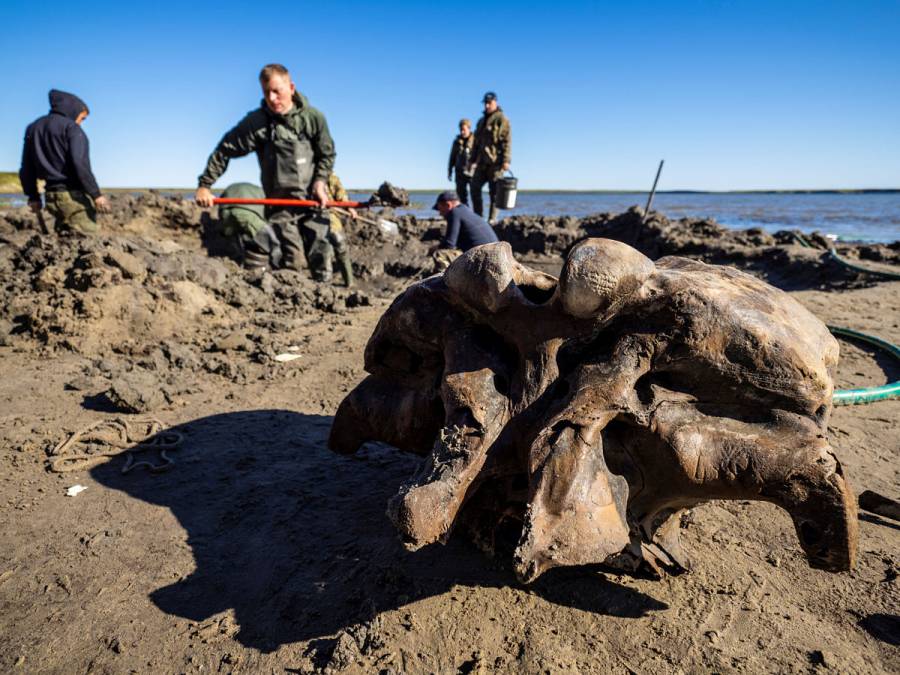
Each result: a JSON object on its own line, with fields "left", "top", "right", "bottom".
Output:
{"left": 20, "top": 89, "right": 111, "bottom": 234}
{"left": 468, "top": 91, "right": 511, "bottom": 225}
{"left": 431, "top": 190, "right": 498, "bottom": 271}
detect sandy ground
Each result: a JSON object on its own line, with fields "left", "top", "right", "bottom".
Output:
{"left": 0, "top": 196, "right": 898, "bottom": 673}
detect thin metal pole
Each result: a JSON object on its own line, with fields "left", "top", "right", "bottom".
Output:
{"left": 642, "top": 159, "right": 664, "bottom": 223}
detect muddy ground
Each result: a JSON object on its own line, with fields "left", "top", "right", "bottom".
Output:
{"left": 0, "top": 194, "right": 898, "bottom": 674}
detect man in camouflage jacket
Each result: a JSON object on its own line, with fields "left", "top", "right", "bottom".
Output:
{"left": 468, "top": 91, "right": 511, "bottom": 224}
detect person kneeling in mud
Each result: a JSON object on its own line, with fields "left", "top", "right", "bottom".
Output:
{"left": 218, "top": 183, "right": 283, "bottom": 270}
{"left": 431, "top": 190, "right": 498, "bottom": 272}
{"left": 319, "top": 173, "right": 355, "bottom": 286}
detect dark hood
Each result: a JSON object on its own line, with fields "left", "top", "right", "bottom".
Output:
{"left": 49, "top": 89, "right": 89, "bottom": 120}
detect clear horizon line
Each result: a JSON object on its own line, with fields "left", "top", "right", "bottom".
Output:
{"left": 2, "top": 182, "right": 898, "bottom": 195}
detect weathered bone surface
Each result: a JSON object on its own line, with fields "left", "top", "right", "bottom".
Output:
{"left": 329, "top": 239, "right": 857, "bottom": 582}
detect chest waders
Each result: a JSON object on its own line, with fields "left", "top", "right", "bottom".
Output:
{"left": 262, "top": 121, "right": 334, "bottom": 275}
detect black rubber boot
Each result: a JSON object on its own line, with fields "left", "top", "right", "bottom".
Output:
{"left": 240, "top": 224, "right": 283, "bottom": 271}
{"left": 242, "top": 248, "right": 270, "bottom": 270}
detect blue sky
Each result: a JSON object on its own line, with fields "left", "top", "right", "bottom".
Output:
{"left": 2, "top": 1, "right": 898, "bottom": 190}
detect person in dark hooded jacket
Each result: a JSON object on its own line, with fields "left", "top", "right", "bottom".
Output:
{"left": 20, "top": 89, "right": 110, "bottom": 234}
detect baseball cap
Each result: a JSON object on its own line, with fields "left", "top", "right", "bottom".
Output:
{"left": 432, "top": 190, "right": 459, "bottom": 210}
{"left": 482, "top": 91, "right": 497, "bottom": 103}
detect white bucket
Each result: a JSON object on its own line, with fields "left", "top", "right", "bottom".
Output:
{"left": 496, "top": 173, "right": 518, "bottom": 210}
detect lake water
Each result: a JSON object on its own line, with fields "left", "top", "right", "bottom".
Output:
{"left": 353, "top": 191, "right": 900, "bottom": 243}
{"left": 4, "top": 190, "right": 898, "bottom": 243}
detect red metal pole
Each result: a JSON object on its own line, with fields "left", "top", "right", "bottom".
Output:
{"left": 212, "top": 197, "right": 369, "bottom": 208}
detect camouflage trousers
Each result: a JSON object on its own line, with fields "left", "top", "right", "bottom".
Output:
{"left": 432, "top": 247, "right": 462, "bottom": 273}
{"left": 326, "top": 214, "right": 354, "bottom": 287}
{"left": 45, "top": 190, "right": 99, "bottom": 234}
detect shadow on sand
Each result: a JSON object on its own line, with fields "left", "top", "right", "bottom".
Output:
{"left": 857, "top": 613, "right": 900, "bottom": 646}
{"left": 92, "top": 410, "right": 666, "bottom": 652}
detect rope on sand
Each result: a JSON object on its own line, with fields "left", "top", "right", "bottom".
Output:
{"left": 830, "top": 327, "right": 900, "bottom": 406}
{"left": 49, "top": 417, "right": 183, "bottom": 474}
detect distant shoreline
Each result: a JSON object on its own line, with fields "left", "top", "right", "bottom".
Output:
{"left": 2, "top": 170, "right": 897, "bottom": 196}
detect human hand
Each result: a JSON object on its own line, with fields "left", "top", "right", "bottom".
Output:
{"left": 94, "top": 195, "right": 112, "bottom": 213}
{"left": 502, "top": 162, "right": 510, "bottom": 172}
{"left": 28, "top": 199, "right": 42, "bottom": 214}
{"left": 349, "top": 207, "right": 358, "bottom": 220}
{"left": 312, "top": 180, "right": 328, "bottom": 208}
{"left": 195, "top": 187, "right": 215, "bottom": 208}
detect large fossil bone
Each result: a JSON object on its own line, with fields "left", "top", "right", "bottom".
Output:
{"left": 329, "top": 239, "right": 857, "bottom": 581}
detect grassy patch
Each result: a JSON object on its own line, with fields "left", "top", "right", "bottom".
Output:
{"left": 0, "top": 171, "right": 22, "bottom": 193}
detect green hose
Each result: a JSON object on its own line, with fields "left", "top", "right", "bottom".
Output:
{"left": 791, "top": 232, "right": 815, "bottom": 248}
{"left": 830, "top": 326, "right": 900, "bottom": 405}
{"left": 770, "top": 235, "right": 899, "bottom": 404}
{"left": 790, "top": 230, "right": 900, "bottom": 280}
{"left": 783, "top": 232, "right": 899, "bottom": 403}
{"left": 827, "top": 248, "right": 900, "bottom": 281}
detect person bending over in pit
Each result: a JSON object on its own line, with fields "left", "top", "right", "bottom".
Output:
{"left": 447, "top": 118, "right": 474, "bottom": 205}
{"left": 431, "top": 190, "right": 498, "bottom": 272}
{"left": 467, "top": 91, "right": 511, "bottom": 225}
{"left": 195, "top": 63, "right": 336, "bottom": 279}
{"left": 20, "top": 89, "right": 111, "bottom": 234}
{"left": 218, "top": 183, "right": 283, "bottom": 271}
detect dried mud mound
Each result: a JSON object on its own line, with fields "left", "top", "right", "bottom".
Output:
{"left": 0, "top": 196, "right": 388, "bottom": 410}
{"left": 495, "top": 207, "right": 900, "bottom": 289}
{"left": 0, "top": 229, "right": 367, "bottom": 353}
{"left": 1, "top": 194, "right": 896, "bottom": 370}
{"left": 0, "top": 194, "right": 421, "bottom": 351}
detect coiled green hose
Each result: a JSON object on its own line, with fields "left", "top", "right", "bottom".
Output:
{"left": 830, "top": 326, "right": 900, "bottom": 405}
{"left": 785, "top": 234, "right": 899, "bottom": 404}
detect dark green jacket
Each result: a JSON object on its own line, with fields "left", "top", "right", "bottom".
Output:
{"left": 472, "top": 107, "right": 511, "bottom": 172}
{"left": 198, "top": 91, "right": 335, "bottom": 197}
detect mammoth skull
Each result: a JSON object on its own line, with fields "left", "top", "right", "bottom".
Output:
{"left": 329, "top": 239, "right": 857, "bottom": 581}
